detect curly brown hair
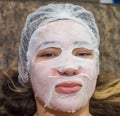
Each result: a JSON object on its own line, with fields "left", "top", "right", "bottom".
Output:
{"left": 0, "top": 70, "right": 36, "bottom": 116}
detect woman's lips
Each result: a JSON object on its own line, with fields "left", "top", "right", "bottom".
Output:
{"left": 55, "top": 81, "right": 82, "bottom": 94}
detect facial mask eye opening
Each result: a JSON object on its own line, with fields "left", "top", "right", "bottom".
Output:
{"left": 35, "top": 47, "right": 62, "bottom": 62}
{"left": 72, "top": 48, "right": 94, "bottom": 59}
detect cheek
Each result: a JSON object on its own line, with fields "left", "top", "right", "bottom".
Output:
{"left": 30, "top": 62, "right": 51, "bottom": 77}
{"left": 29, "top": 63, "right": 53, "bottom": 88}
{"left": 81, "top": 73, "right": 97, "bottom": 97}
{"left": 82, "top": 60, "right": 98, "bottom": 78}
{"left": 85, "top": 64, "right": 97, "bottom": 74}
{"left": 82, "top": 61, "right": 98, "bottom": 93}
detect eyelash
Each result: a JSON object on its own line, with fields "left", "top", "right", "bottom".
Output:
{"left": 38, "top": 52, "right": 57, "bottom": 58}
{"left": 76, "top": 52, "right": 92, "bottom": 57}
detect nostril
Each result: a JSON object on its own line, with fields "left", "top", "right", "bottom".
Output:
{"left": 52, "top": 67, "right": 82, "bottom": 76}
{"left": 59, "top": 72, "right": 66, "bottom": 75}
{"left": 51, "top": 69, "right": 61, "bottom": 76}
{"left": 60, "top": 68, "right": 78, "bottom": 76}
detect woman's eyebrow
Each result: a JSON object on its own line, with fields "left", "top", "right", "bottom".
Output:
{"left": 73, "top": 41, "right": 91, "bottom": 46}
{"left": 37, "top": 41, "right": 61, "bottom": 50}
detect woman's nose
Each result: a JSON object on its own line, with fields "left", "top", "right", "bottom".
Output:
{"left": 58, "top": 67, "right": 81, "bottom": 76}
{"left": 53, "top": 55, "right": 82, "bottom": 76}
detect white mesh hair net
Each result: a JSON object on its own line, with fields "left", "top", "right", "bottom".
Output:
{"left": 18, "top": 3, "right": 100, "bottom": 86}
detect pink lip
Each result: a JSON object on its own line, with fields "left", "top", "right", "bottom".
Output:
{"left": 55, "top": 81, "right": 82, "bottom": 94}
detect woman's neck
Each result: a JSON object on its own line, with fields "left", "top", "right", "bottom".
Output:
{"left": 34, "top": 98, "right": 92, "bottom": 116}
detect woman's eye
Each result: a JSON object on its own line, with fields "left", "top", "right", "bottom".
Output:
{"left": 35, "top": 47, "right": 61, "bottom": 62}
{"left": 38, "top": 52, "right": 56, "bottom": 58}
{"left": 73, "top": 48, "right": 93, "bottom": 58}
{"left": 77, "top": 52, "right": 91, "bottom": 57}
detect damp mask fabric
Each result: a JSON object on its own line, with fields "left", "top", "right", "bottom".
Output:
{"left": 27, "top": 20, "right": 99, "bottom": 113}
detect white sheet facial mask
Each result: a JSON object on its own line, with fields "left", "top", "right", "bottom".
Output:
{"left": 28, "top": 20, "right": 99, "bottom": 113}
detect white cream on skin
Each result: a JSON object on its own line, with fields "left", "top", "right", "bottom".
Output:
{"left": 27, "top": 20, "right": 99, "bottom": 113}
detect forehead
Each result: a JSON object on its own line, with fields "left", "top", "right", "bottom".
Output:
{"left": 36, "top": 20, "right": 93, "bottom": 43}
{"left": 45, "top": 20, "right": 88, "bottom": 33}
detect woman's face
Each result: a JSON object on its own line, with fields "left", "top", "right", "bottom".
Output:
{"left": 28, "top": 20, "right": 99, "bottom": 113}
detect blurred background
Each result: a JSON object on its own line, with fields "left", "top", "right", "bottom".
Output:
{"left": 100, "top": 0, "right": 120, "bottom": 4}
